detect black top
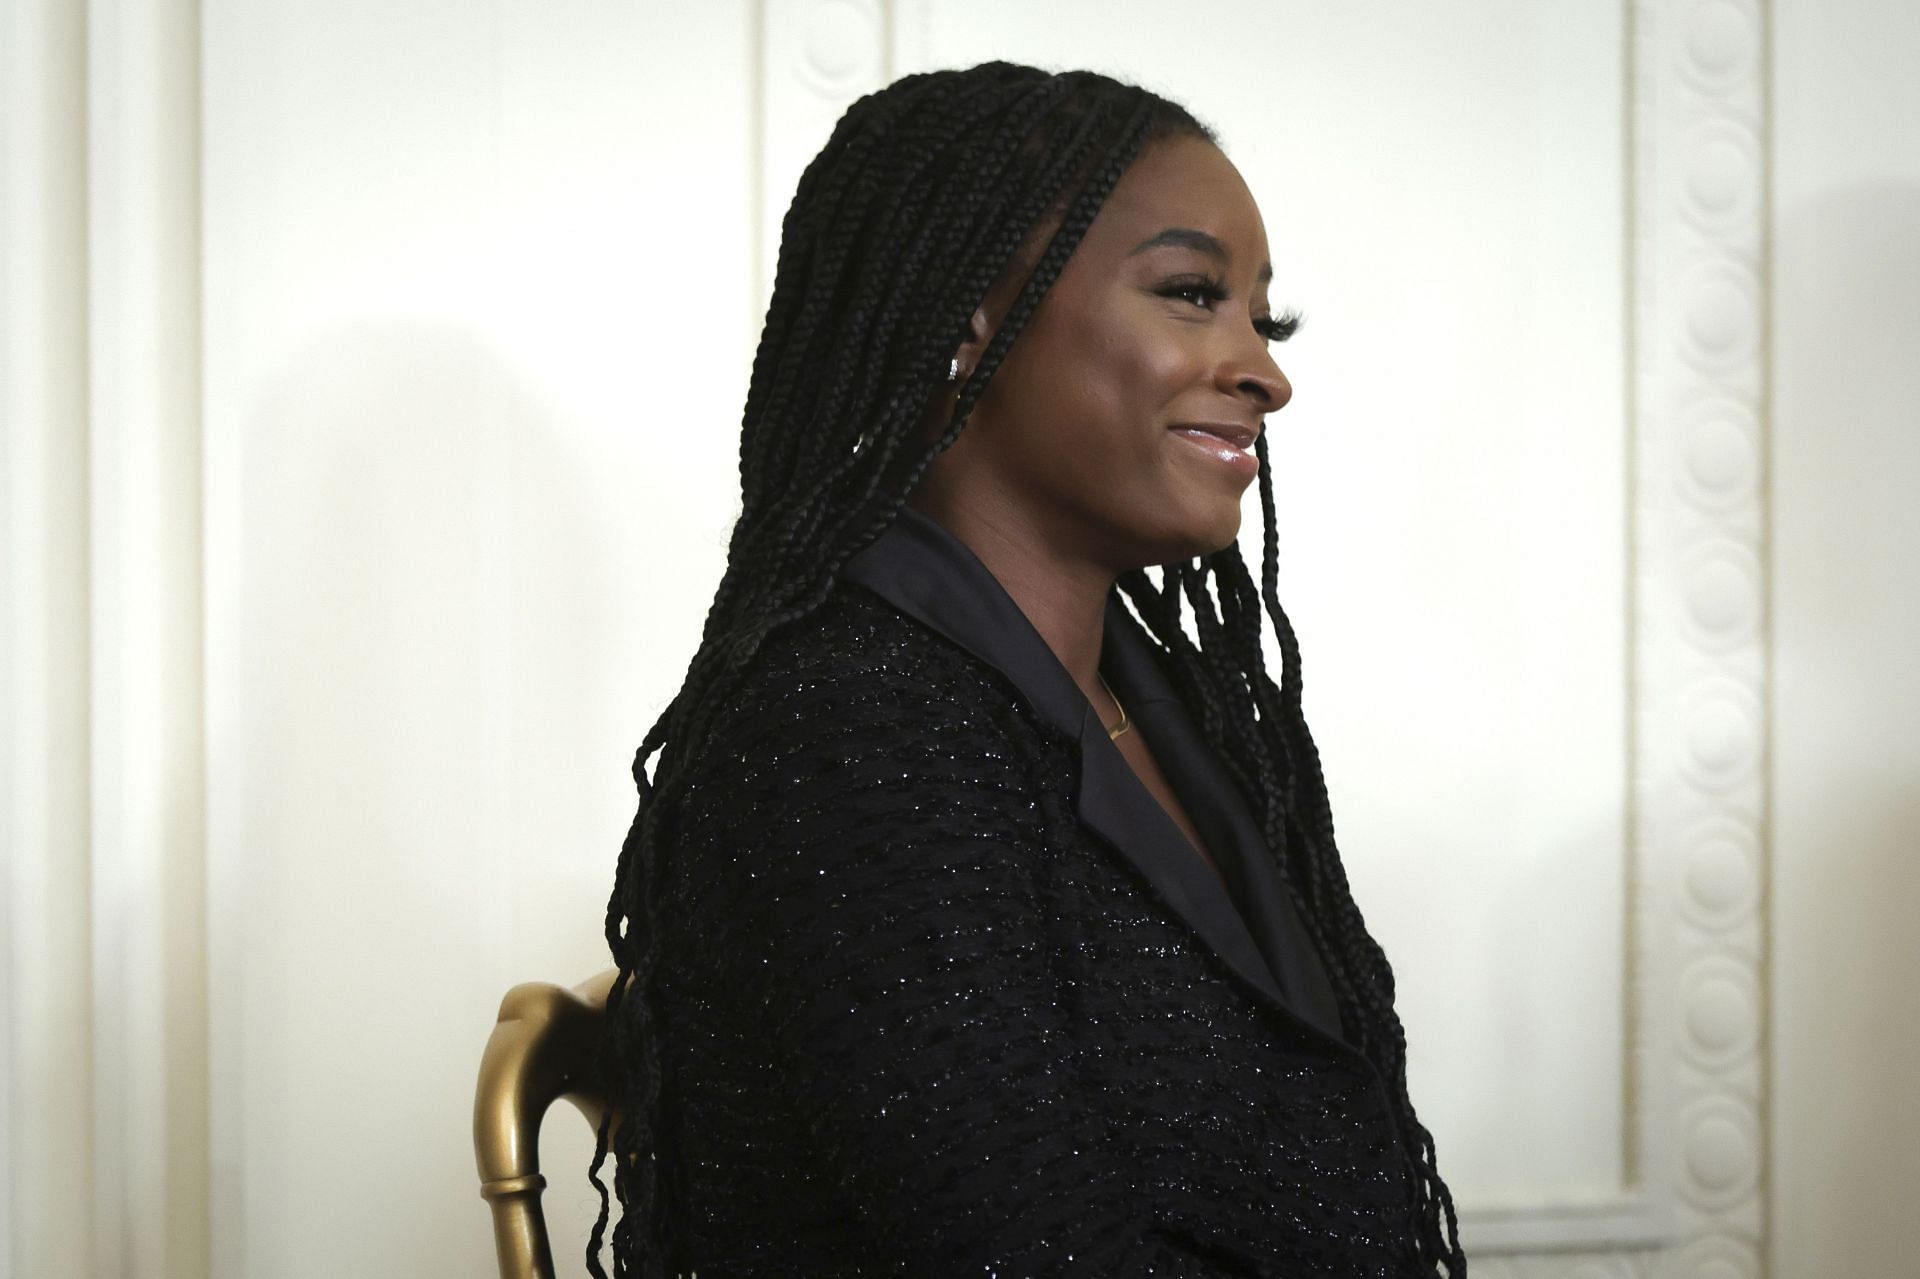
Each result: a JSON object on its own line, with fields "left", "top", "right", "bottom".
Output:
{"left": 653, "top": 510, "right": 1430, "bottom": 1274}
{"left": 842, "top": 504, "right": 1352, "bottom": 1051}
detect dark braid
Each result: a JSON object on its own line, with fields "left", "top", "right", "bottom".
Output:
{"left": 589, "top": 62, "right": 1466, "bottom": 1278}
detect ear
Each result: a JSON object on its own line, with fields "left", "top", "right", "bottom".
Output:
{"left": 949, "top": 302, "right": 994, "bottom": 382}
{"left": 950, "top": 229, "right": 1052, "bottom": 381}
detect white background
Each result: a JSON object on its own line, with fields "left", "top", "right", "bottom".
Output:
{"left": 3, "top": 1, "right": 1915, "bottom": 1276}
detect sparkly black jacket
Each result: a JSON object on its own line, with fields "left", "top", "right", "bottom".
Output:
{"left": 654, "top": 508, "right": 1432, "bottom": 1276}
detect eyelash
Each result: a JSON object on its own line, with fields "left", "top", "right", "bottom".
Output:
{"left": 1158, "top": 276, "right": 1302, "bottom": 343}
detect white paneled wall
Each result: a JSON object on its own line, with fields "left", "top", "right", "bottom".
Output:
{"left": 3, "top": 2, "right": 1915, "bottom": 1276}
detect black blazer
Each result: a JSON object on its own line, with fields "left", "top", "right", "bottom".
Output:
{"left": 846, "top": 506, "right": 1353, "bottom": 1054}
{"left": 652, "top": 509, "right": 1428, "bottom": 1276}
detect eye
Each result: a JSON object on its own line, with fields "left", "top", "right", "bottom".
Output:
{"left": 1254, "top": 308, "right": 1304, "bottom": 344}
{"left": 1155, "top": 274, "right": 1229, "bottom": 310}
{"left": 1158, "top": 275, "right": 1303, "bottom": 345}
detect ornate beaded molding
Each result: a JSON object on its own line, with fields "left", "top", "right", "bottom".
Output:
{"left": 1632, "top": 0, "right": 1770, "bottom": 1274}
{"left": 1433, "top": 0, "right": 1774, "bottom": 1271}
{"left": 760, "top": 2, "right": 1772, "bottom": 1271}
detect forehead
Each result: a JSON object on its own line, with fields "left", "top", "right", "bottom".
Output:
{"left": 1084, "top": 136, "right": 1270, "bottom": 261}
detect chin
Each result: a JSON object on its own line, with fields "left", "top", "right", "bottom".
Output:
{"left": 1165, "top": 506, "right": 1244, "bottom": 563}
{"left": 1196, "top": 523, "right": 1244, "bottom": 560}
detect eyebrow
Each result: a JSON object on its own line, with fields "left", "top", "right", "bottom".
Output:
{"left": 1126, "top": 226, "right": 1273, "bottom": 284}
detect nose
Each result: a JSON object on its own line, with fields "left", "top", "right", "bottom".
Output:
{"left": 1218, "top": 338, "right": 1291, "bottom": 413}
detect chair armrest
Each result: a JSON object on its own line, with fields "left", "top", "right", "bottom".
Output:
{"left": 474, "top": 968, "right": 619, "bottom": 1279}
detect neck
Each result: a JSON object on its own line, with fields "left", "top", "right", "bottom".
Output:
{"left": 905, "top": 490, "right": 1117, "bottom": 710}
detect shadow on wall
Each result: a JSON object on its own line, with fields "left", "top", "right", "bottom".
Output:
{"left": 228, "top": 318, "right": 625, "bottom": 1276}
{"left": 1772, "top": 179, "right": 1920, "bottom": 1275}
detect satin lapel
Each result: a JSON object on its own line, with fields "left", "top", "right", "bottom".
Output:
{"left": 1071, "top": 699, "right": 1297, "bottom": 1011}
{"left": 1101, "top": 604, "right": 1358, "bottom": 1055}
{"left": 841, "top": 508, "right": 1335, "bottom": 1037}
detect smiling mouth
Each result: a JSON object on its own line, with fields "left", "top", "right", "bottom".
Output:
{"left": 1169, "top": 422, "right": 1260, "bottom": 450}
{"left": 1169, "top": 426, "right": 1261, "bottom": 482}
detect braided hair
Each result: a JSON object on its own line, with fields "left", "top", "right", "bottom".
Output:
{"left": 587, "top": 61, "right": 1467, "bottom": 1278}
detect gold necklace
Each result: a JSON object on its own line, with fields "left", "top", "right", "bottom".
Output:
{"left": 1096, "top": 670, "right": 1131, "bottom": 740}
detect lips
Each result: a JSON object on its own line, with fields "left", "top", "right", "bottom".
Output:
{"left": 1169, "top": 424, "right": 1262, "bottom": 482}
{"left": 1169, "top": 421, "right": 1260, "bottom": 450}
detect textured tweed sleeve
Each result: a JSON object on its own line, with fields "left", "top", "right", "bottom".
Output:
{"left": 658, "top": 603, "right": 1241, "bottom": 1276}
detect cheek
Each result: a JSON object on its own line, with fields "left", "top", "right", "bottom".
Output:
{"left": 1070, "top": 304, "right": 1199, "bottom": 400}
{"left": 1127, "top": 325, "right": 1206, "bottom": 396}
{"left": 978, "top": 297, "right": 1204, "bottom": 462}
{"left": 1077, "top": 319, "right": 1208, "bottom": 438}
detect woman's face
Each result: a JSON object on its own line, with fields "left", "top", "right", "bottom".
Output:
{"left": 925, "top": 134, "right": 1292, "bottom": 569}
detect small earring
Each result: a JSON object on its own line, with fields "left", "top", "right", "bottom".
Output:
{"left": 946, "top": 357, "right": 962, "bottom": 383}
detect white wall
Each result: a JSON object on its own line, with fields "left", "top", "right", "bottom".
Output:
{"left": 1770, "top": 1, "right": 1920, "bottom": 1273}
{"left": 3, "top": 1, "right": 1911, "bottom": 1276}
{"left": 199, "top": 5, "right": 757, "bottom": 1273}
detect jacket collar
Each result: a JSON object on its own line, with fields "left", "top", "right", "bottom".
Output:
{"left": 842, "top": 505, "right": 1354, "bottom": 1054}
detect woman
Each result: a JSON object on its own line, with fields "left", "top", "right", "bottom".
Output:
{"left": 589, "top": 62, "right": 1466, "bottom": 1277}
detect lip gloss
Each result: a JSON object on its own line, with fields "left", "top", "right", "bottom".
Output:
{"left": 1171, "top": 427, "right": 1259, "bottom": 481}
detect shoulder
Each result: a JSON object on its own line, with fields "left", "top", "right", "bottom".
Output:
{"left": 740, "top": 580, "right": 1014, "bottom": 707}
{"left": 665, "top": 582, "right": 1077, "bottom": 925}
{"left": 673, "top": 581, "right": 1072, "bottom": 833}
{"left": 702, "top": 581, "right": 1060, "bottom": 766}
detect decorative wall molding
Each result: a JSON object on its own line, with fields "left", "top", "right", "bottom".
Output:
{"left": 1466, "top": 0, "right": 1773, "bottom": 1271}
{"left": 1, "top": 3, "right": 95, "bottom": 1277}
{"left": 1631, "top": 0, "right": 1771, "bottom": 1275}
{"left": 1463, "top": 0, "right": 1773, "bottom": 1270}
{"left": 84, "top": 2, "right": 210, "bottom": 1277}
{"left": 1, "top": 1, "right": 209, "bottom": 1277}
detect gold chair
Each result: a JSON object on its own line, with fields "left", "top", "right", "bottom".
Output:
{"left": 474, "top": 967, "right": 620, "bottom": 1279}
